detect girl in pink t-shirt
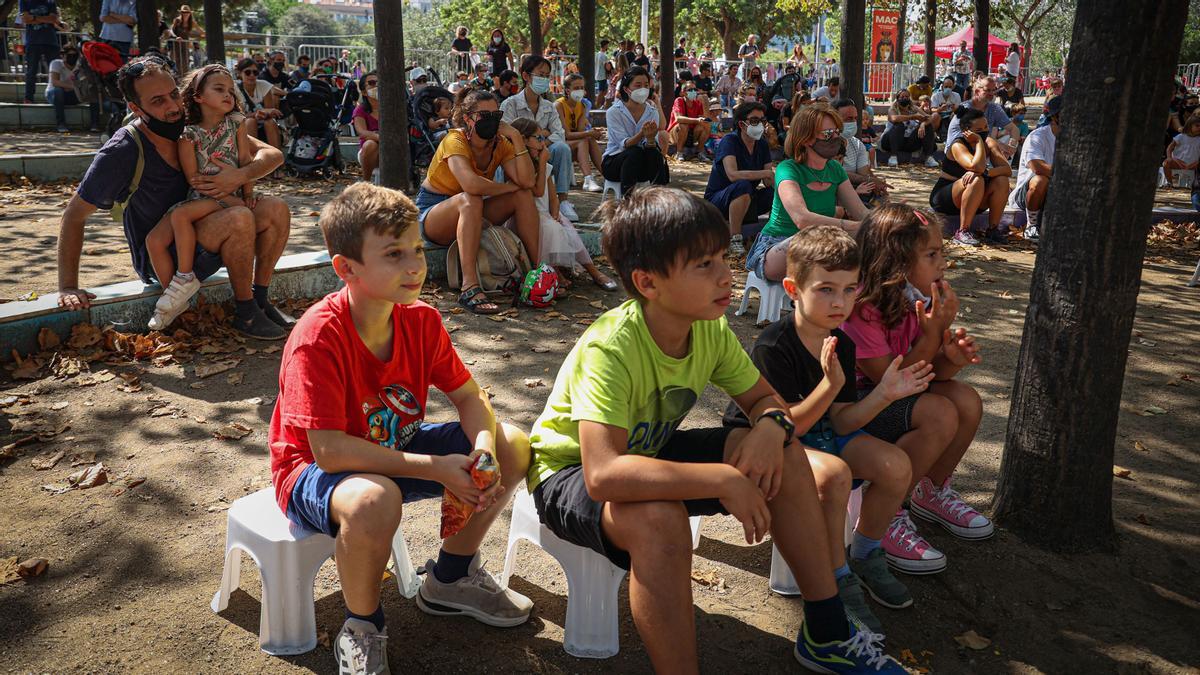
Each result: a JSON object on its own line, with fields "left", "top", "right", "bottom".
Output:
{"left": 841, "top": 203, "right": 991, "bottom": 576}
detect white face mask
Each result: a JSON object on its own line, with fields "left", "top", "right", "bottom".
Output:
{"left": 629, "top": 87, "right": 650, "bottom": 104}
{"left": 745, "top": 122, "right": 765, "bottom": 140}
{"left": 366, "top": 87, "right": 378, "bottom": 99}
{"left": 842, "top": 121, "right": 857, "bottom": 137}
{"left": 569, "top": 89, "right": 585, "bottom": 102}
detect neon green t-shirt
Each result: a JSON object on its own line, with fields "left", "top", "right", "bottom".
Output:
{"left": 761, "top": 158, "right": 848, "bottom": 238}
{"left": 527, "top": 299, "right": 762, "bottom": 491}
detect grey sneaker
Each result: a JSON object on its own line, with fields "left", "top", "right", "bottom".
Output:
{"left": 335, "top": 618, "right": 389, "bottom": 675}
{"left": 416, "top": 557, "right": 532, "bottom": 627}
{"left": 233, "top": 307, "right": 287, "bottom": 340}
{"left": 260, "top": 302, "right": 296, "bottom": 328}
{"left": 729, "top": 234, "right": 746, "bottom": 257}
{"left": 953, "top": 230, "right": 981, "bottom": 247}
{"left": 836, "top": 571, "right": 883, "bottom": 634}
{"left": 848, "top": 548, "right": 913, "bottom": 610}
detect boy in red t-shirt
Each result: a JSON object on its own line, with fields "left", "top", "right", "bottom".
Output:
{"left": 269, "top": 182, "right": 532, "bottom": 674}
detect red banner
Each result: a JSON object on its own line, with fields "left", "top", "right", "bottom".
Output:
{"left": 869, "top": 8, "right": 900, "bottom": 95}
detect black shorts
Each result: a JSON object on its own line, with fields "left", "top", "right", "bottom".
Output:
{"left": 532, "top": 427, "right": 733, "bottom": 570}
{"left": 929, "top": 176, "right": 990, "bottom": 217}
{"left": 859, "top": 389, "right": 921, "bottom": 444}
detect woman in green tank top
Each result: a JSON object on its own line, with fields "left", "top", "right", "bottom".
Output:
{"left": 747, "top": 103, "right": 871, "bottom": 281}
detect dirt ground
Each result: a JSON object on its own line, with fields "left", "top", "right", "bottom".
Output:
{"left": 1, "top": 156, "right": 1199, "bottom": 674}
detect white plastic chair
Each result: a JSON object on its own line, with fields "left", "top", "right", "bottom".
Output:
{"left": 500, "top": 489, "right": 699, "bottom": 659}
{"left": 1158, "top": 167, "right": 1195, "bottom": 188}
{"left": 736, "top": 270, "right": 792, "bottom": 324}
{"left": 210, "top": 487, "right": 421, "bottom": 655}
{"left": 768, "top": 486, "right": 864, "bottom": 596}
{"left": 601, "top": 179, "right": 622, "bottom": 202}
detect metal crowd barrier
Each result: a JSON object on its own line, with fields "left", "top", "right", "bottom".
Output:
{"left": 297, "top": 43, "right": 375, "bottom": 71}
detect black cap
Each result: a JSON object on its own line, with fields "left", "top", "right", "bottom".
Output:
{"left": 1042, "top": 95, "right": 1064, "bottom": 118}
{"left": 917, "top": 75, "right": 930, "bottom": 84}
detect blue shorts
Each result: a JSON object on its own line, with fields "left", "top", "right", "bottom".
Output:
{"left": 285, "top": 421, "right": 472, "bottom": 537}
{"left": 744, "top": 232, "right": 791, "bottom": 278}
{"left": 800, "top": 428, "right": 866, "bottom": 457}
{"left": 414, "top": 186, "right": 452, "bottom": 237}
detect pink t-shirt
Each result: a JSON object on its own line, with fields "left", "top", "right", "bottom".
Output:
{"left": 840, "top": 302, "right": 922, "bottom": 389}
{"left": 352, "top": 104, "right": 379, "bottom": 146}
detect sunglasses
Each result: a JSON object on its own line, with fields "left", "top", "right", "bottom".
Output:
{"left": 814, "top": 129, "right": 840, "bottom": 140}
{"left": 123, "top": 56, "right": 170, "bottom": 79}
{"left": 365, "top": 80, "right": 378, "bottom": 87}
{"left": 241, "top": 69, "right": 257, "bottom": 75}
{"left": 471, "top": 110, "right": 503, "bottom": 122}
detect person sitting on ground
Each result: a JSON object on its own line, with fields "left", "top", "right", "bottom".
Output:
{"left": 601, "top": 66, "right": 670, "bottom": 197}
{"left": 1165, "top": 115, "right": 1200, "bottom": 187}
{"left": 260, "top": 51, "right": 290, "bottom": 89}
{"left": 408, "top": 66, "right": 430, "bottom": 95}
{"left": 703, "top": 101, "right": 775, "bottom": 256}
{"left": 418, "top": 90, "right": 540, "bottom": 315}
{"left": 46, "top": 45, "right": 100, "bottom": 133}
{"left": 930, "top": 76, "right": 961, "bottom": 134}
{"left": 811, "top": 76, "right": 841, "bottom": 102}
{"left": 715, "top": 62, "right": 742, "bottom": 110}
{"left": 235, "top": 57, "right": 285, "bottom": 151}
{"left": 468, "top": 62, "right": 493, "bottom": 92}
{"left": 844, "top": 203, "right": 992, "bottom": 576}
{"left": 672, "top": 69, "right": 695, "bottom": 99}
{"left": 145, "top": 64, "right": 259, "bottom": 332}
{"left": 834, "top": 98, "right": 889, "bottom": 205}
{"left": 917, "top": 95, "right": 942, "bottom": 136}
{"left": 994, "top": 76, "right": 1025, "bottom": 118}
{"left": 352, "top": 71, "right": 380, "bottom": 182}
{"left": 449, "top": 70, "right": 470, "bottom": 94}
{"left": 745, "top": 65, "right": 767, "bottom": 101}
{"left": 929, "top": 106, "right": 1012, "bottom": 247}
{"left": 500, "top": 55, "right": 582, "bottom": 221}
{"left": 745, "top": 103, "right": 870, "bottom": 282}
{"left": 272, "top": 182, "right": 534, "bottom": 675}
{"left": 527, "top": 186, "right": 907, "bottom": 674}
{"left": 496, "top": 69, "right": 520, "bottom": 101}
{"left": 57, "top": 55, "right": 291, "bottom": 339}
{"left": 509, "top": 117, "right": 618, "bottom": 290}
{"left": 556, "top": 73, "right": 605, "bottom": 193}
{"left": 1009, "top": 95, "right": 1061, "bottom": 242}
{"left": 907, "top": 75, "right": 934, "bottom": 102}
{"left": 668, "top": 80, "right": 711, "bottom": 161}
{"left": 781, "top": 89, "right": 812, "bottom": 135}
{"left": 723, "top": 225, "right": 935, "bottom": 633}
{"left": 945, "top": 74, "right": 1021, "bottom": 159}
{"left": 289, "top": 54, "right": 311, "bottom": 88}
{"left": 880, "top": 90, "right": 940, "bottom": 168}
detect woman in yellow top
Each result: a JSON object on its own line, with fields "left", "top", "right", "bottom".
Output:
{"left": 556, "top": 73, "right": 605, "bottom": 192}
{"left": 417, "top": 89, "right": 540, "bottom": 314}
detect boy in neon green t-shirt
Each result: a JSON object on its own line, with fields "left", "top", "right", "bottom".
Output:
{"left": 527, "top": 187, "right": 904, "bottom": 674}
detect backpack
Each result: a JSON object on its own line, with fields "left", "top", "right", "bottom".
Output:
{"left": 110, "top": 125, "right": 145, "bottom": 223}
{"left": 445, "top": 224, "right": 532, "bottom": 294}
{"left": 73, "top": 56, "right": 100, "bottom": 103}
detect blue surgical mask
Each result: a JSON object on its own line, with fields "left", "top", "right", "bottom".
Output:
{"left": 902, "top": 281, "right": 932, "bottom": 307}
{"left": 530, "top": 75, "right": 550, "bottom": 95}
{"left": 842, "top": 122, "right": 857, "bottom": 138}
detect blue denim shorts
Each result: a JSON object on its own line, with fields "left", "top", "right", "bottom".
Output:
{"left": 414, "top": 187, "right": 452, "bottom": 236}
{"left": 744, "top": 232, "right": 791, "bottom": 278}
{"left": 800, "top": 427, "right": 866, "bottom": 457}
{"left": 285, "top": 421, "right": 471, "bottom": 537}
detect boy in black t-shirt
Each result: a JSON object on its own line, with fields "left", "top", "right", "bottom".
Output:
{"left": 726, "top": 225, "right": 934, "bottom": 633}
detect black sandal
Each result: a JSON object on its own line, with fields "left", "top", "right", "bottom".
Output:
{"left": 458, "top": 285, "right": 502, "bottom": 315}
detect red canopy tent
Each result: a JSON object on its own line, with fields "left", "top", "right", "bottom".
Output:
{"left": 910, "top": 25, "right": 1011, "bottom": 71}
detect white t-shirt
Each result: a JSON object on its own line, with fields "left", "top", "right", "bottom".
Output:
{"left": 594, "top": 50, "right": 609, "bottom": 81}
{"left": 953, "top": 49, "right": 973, "bottom": 74}
{"left": 842, "top": 134, "right": 870, "bottom": 174}
{"left": 1172, "top": 132, "right": 1200, "bottom": 165}
{"left": 930, "top": 88, "right": 961, "bottom": 110}
{"left": 239, "top": 79, "right": 274, "bottom": 110}
{"left": 48, "top": 59, "right": 75, "bottom": 91}
{"left": 812, "top": 85, "right": 836, "bottom": 100}
{"left": 1006, "top": 52, "right": 1021, "bottom": 76}
{"left": 1011, "top": 124, "right": 1056, "bottom": 204}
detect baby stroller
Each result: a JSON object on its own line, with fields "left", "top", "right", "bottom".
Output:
{"left": 78, "top": 41, "right": 126, "bottom": 136}
{"left": 408, "top": 85, "right": 453, "bottom": 185}
{"left": 283, "top": 78, "right": 345, "bottom": 177}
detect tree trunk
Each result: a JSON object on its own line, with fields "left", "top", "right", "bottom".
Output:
{"left": 923, "top": 0, "right": 936, "bottom": 80}
{"left": 658, "top": 0, "right": 674, "bottom": 116}
{"left": 579, "top": 0, "right": 596, "bottom": 101}
{"left": 137, "top": 0, "right": 159, "bottom": 53}
{"left": 839, "top": 0, "right": 866, "bottom": 110}
{"left": 972, "top": 0, "right": 989, "bottom": 75}
{"left": 374, "top": 0, "right": 411, "bottom": 192}
{"left": 895, "top": 0, "right": 907, "bottom": 63}
{"left": 721, "top": 11, "right": 738, "bottom": 61}
{"left": 527, "top": 0, "right": 542, "bottom": 56}
{"left": 202, "top": 0, "right": 223, "bottom": 64}
{"left": 992, "top": 0, "right": 1188, "bottom": 552}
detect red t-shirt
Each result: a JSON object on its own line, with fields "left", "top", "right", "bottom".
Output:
{"left": 668, "top": 96, "right": 706, "bottom": 130}
{"left": 269, "top": 287, "right": 472, "bottom": 513}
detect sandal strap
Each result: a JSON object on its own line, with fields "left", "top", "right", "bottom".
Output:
{"left": 460, "top": 285, "right": 495, "bottom": 307}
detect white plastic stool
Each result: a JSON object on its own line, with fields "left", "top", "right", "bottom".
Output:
{"left": 601, "top": 179, "right": 622, "bottom": 201}
{"left": 500, "top": 489, "right": 699, "bottom": 658}
{"left": 210, "top": 487, "right": 421, "bottom": 655}
{"left": 1159, "top": 167, "right": 1195, "bottom": 188}
{"left": 768, "top": 486, "right": 864, "bottom": 597}
{"left": 736, "top": 270, "right": 791, "bottom": 324}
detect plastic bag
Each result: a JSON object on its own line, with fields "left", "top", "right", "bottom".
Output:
{"left": 439, "top": 451, "right": 501, "bottom": 539}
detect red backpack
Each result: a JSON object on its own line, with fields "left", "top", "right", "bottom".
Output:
{"left": 82, "top": 41, "right": 124, "bottom": 78}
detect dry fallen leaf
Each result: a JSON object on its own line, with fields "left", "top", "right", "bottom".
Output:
{"left": 195, "top": 359, "right": 241, "bottom": 379}
{"left": 1134, "top": 441, "right": 1149, "bottom": 453}
{"left": 523, "top": 378, "right": 545, "bottom": 388}
{"left": 1113, "top": 466, "right": 1134, "bottom": 480}
{"left": 1, "top": 436, "right": 38, "bottom": 458}
{"left": 226, "top": 372, "right": 245, "bottom": 386}
{"left": 588, "top": 300, "right": 605, "bottom": 309}
{"left": 953, "top": 630, "right": 991, "bottom": 650}
{"left": 17, "top": 558, "right": 48, "bottom": 579}
{"left": 31, "top": 450, "right": 65, "bottom": 470}
{"left": 69, "top": 450, "right": 97, "bottom": 466}
{"left": 50, "top": 401, "right": 69, "bottom": 410}
{"left": 317, "top": 630, "right": 331, "bottom": 648}
{"left": 37, "top": 328, "right": 61, "bottom": 351}
{"left": 530, "top": 346, "right": 550, "bottom": 353}
{"left": 70, "top": 462, "right": 110, "bottom": 489}
{"left": 214, "top": 423, "right": 253, "bottom": 440}
{"left": 1135, "top": 513, "right": 1151, "bottom": 525}
{"left": 0, "top": 557, "right": 19, "bottom": 585}
{"left": 1138, "top": 405, "right": 1168, "bottom": 416}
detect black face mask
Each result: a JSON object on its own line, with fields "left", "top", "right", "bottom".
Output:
{"left": 473, "top": 112, "right": 502, "bottom": 140}
{"left": 64, "top": 54, "right": 78, "bottom": 67}
{"left": 142, "top": 110, "right": 186, "bottom": 141}
{"left": 812, "top": 138, "right": 842, "bottom": 159}
{"left": 272, "top": 61, "right": 284, "bottom": 71}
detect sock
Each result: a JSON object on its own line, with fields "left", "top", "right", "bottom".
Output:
{"left": 433, "top": 549, "right": 474, "bottom": 584}
{"left": 803, "top": 594, "right": 851, "bottom": 644}
{"left": 174, "top": 271, "right": 195, "bottom": 283}
{"left": 1026, "top": 209, "right": 1041, "bottom": 229}
{"left": 235, "top": 298, "right": 258, "bottom": 322}
{"left": 849, "top": 532, "right": 882, "bottom": 561}
{"left": 346, "top": 604, "right": 385, "bottom": 632}
{"left": 833, "top": 563, "right": 851, "bottom": 580}
{"left": 252, "top": 284, "right": 270, "bottom": 309}
{"left": 730, "top": 233, "right": 743, "bottom": 244}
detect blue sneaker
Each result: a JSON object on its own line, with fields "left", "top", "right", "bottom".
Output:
{"left": 793, "top": 620, "right": 906, "bottom": 673}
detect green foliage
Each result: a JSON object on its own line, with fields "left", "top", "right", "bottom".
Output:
{"left": 276, "top": 3, "right": 343, "bottom": 48}
{"left": 1179, "top": 0, "right": 1200, "bottom": 64}
{"left": 402, "top": 4, "right": 448, "bottom": 54}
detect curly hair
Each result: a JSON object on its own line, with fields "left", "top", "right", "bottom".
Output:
{"left": 180, "top": 63, "right": 242, "bottom": 125}
{"left": 452, "top": 88, "right": 498, "bottom": 127}
{"left": 854, "top": 202, "right": 943, "bottom": 329}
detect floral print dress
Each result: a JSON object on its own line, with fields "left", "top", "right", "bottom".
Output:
{"left": 179, "top": 112, "right": 246, "bottom": 203}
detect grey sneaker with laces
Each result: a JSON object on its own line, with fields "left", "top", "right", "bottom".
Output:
{"left": 728, "top": 234, "right": 746, "bottom": 257}
{"left": 849, "top": 548, "right": 913, "bottom": 610}
{"left": 836, "top": 570, "right": 883, "bottom": 634}
{"left": 416, "top": 556, "right": 533, "bottom": 627}
{"left": 335, "top": 618, "right": 389, "bottom": 675}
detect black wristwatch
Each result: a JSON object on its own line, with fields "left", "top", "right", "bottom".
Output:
{"left": 756, "top": 410, "right": 795, "bottom": 444}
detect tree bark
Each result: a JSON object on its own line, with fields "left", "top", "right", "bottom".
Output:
{"left": 527, "top": 0, "right": 542, "bottom": 56}
{"left": 923, "top": 0, "right": 936, "bottom": 80}
{"left": 202, "top": 0, "right": 223, "bottom": 65}
{"left": 972, "top": 0, "right": 989, "bottom": 75}
{"left": 658, "top": 0, "right": 674, "bottom": 116}
{"left": 721, "top": 10, "right": 738, "bottom": 61}
{"left": 137, "top": 0, "right": 159, "bottom": 53}
{"left": 579, "top": 0, "right": 596, "bottom": 101}
{"left": 374, "top": 0, "right": 411, "bottom": 192}
{"left": 895, "top": 0, "right": 907, "bottom": 63}
{"left": 992, "top": 0, "right": 1188, "bottom": 552}
{"left": 839, "top": 0, "right": 866, "bottom": 110}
